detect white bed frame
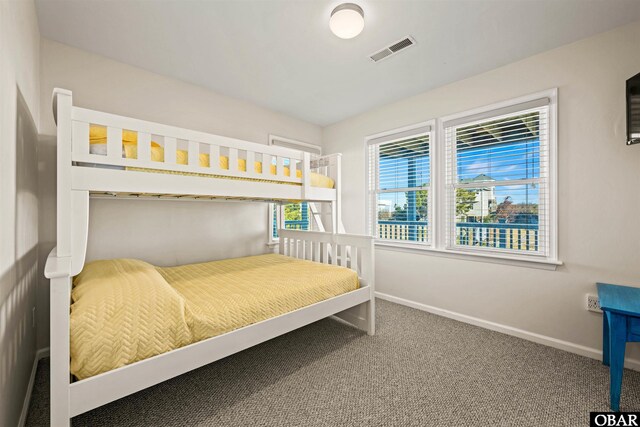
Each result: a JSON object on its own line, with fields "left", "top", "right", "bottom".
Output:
{"left": 44, "top": 89, "right": 374, "bottom": 426}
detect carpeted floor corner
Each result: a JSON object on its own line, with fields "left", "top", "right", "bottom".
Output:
{"left": 25, "top": 299, "right": 640, "bottom": 426}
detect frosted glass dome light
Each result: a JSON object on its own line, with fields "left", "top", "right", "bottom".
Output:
{"left": 329, "top": 3, "right": 364, "bottom": 39}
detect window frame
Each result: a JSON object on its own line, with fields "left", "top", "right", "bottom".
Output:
{"left": 269, "top": 134, "right": 322, "bottom": 155}
{"left": 364, "top": 89, "right": 560, "bottom": 269}
{"left": 365, "top": 120, "right": 435, "bottom": 249}
{"left": 268, "top": 203, "right": 282, "bottom": 246}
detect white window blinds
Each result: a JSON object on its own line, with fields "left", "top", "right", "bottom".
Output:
{"left": 368, "top": 127, "right": 432, "bottom": 244}
{"left": 444, "top": 100, "right": 550, "bottom": 256}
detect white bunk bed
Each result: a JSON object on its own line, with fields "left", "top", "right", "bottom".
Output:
{"left": 44, "top": 89, "right": 375, "bottom": 426}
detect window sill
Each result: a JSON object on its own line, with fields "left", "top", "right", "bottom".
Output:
{"left": 374, "top": 241, "right": 562, "bottom": 271}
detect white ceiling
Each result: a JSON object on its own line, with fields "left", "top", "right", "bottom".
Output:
{"left": 36, "top": 0, "right": 640, "bottom": 126}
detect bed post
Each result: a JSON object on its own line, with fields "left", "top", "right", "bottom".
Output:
{"left": 301, "top": 151, "right": 311, "bottom": 200}
{"left": 330, "top": 154, "right": 342, "bottom": 233}
{"left": 48, "top": 271, "right": 72, "bottom": 427}
{"left": 363, "top": 235, "right": 375, "bottom": 335}
{"left": 53, "top": 89, "right": 73, "bottom": 259}
{"left": 46, "top": 88, "right": 77, "bottom": 426}
{"left": 332, "top": 233, "right": 375, "bottom": 335}
{"left": 53, "top": 88, "right": 89, "bottom": 275}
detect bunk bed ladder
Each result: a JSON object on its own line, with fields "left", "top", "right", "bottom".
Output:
{"left": 308, "top": 202, "right": 346, "bottom": 234}
{"left": 308, "top": 202, "right": 325, "bottom": 232}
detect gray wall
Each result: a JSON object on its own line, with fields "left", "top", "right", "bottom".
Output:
{"left": 0, "top": 1, "right": 41, "bottom": 425}
{"left": 37, "top": 38, "right": 323, "bottom": 349}
{"left": 322, "top": 20, "right": 640, "bottom": 363}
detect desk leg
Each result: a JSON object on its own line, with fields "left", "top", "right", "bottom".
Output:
{"left": 603, "top": 312, "right": 610, "bottom": 366}
{"left": 609, "top": 313, "right": 627, "bottom": 412}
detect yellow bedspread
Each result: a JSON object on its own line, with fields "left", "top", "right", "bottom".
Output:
{"left": 88, "top": 126, "right": 334, "bottom": 188}
{"left": 70, "top": 254, "right": 359, "bottom": 380}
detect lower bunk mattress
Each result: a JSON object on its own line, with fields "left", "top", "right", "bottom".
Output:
{"left": 70, "top": 254, "right": 359, "bottom": 380}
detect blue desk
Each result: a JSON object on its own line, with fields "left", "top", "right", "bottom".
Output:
{"left": 597, "top": 283, "right": 640, "bottom": 411}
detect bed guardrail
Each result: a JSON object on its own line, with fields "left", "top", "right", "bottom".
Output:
{"left": 278, "top": 229, "right": 374, "bottom": 287}
{"left": 311, "top": 153, "right": 341, "bottom": 185}
{"left": 70, "top": 108, "right": 311, "bottom": 184}
{"left": 278, "top": 229, "right": 375, "bottom": 338}
{"left": 52, "top": 89, "right": 347, "bottom": 196}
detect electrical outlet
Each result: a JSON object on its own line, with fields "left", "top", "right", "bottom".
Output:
{"left": 587, "top": 294, "right": 601, "bottom": 313}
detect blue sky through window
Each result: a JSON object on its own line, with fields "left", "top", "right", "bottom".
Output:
{"left": 377, "top": 137, "right": 540, "bottom": 212}
{"left": 457, "top": 138, "right": 540, "bottom": 205}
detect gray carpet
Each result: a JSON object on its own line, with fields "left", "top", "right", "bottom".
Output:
{"left": 25, "top": 299, "right": 640, "bottom": 426}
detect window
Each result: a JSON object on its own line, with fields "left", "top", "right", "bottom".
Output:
{"left": 444, "top": 96, "right": 554, "bottom": 259}
{"left": 271, "top": 202, "right": 311, "bottom": 240}
{"left": 367, "top": 124, "right": 433, "bottom": 245}
{"left": 365, "top": 90, "right": 558, "bottom": 266}
{"left": 268, "top": 135, "right": 321, "bottom": 242}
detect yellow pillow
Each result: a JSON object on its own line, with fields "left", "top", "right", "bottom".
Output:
{"left": 70, "top": 259, "right": 193, "bottom": 379}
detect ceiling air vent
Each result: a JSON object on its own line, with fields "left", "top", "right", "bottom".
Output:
{"left": 369, "top": 36, "right": 416, "bottom": 63}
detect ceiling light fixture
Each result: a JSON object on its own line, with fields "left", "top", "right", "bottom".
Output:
{"left": 329, "top": 3, "right": 364, "bottom": 39}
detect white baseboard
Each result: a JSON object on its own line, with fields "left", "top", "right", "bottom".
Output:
{"left": 375, "top": 292, "right": 640, "bottom": 372}
{"left": 18, "top": 347, "right": 50, "bottom": 427}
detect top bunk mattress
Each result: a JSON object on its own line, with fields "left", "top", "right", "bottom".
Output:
{"left": 85, "top": 126, "right": 335, "bottom": 189}
{"left": 70, "top": 254, "right": 359, "bottom": 380}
